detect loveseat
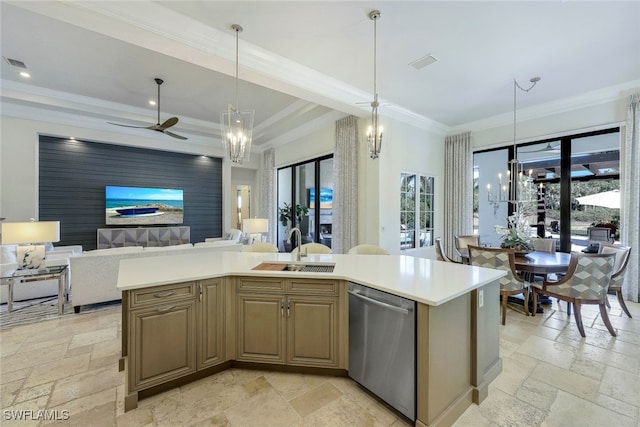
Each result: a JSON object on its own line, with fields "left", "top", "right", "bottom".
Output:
{"left": 1, "top": 245, "right": 83, "bottom": 304}
{"left": 70, "top": 243, "right": 242, "bottom": 312}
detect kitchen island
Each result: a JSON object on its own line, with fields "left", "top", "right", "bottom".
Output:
{"left": 117, "top": 251, "right": 505, "bottom": 427}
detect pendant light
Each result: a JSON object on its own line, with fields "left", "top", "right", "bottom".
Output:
{"left": 367, "top": 9, "right": 383, "bottom": 159}
{"left": 220, "top": 24, "right": 254, "bottom": 164}
{"left": 487, "top": 76, "right": 541, "bottom": 213}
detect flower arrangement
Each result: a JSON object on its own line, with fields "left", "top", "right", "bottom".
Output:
{"left": 495, "top": 210, "right": 534, "bottom": 251}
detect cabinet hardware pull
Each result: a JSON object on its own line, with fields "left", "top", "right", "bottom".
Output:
{"left": 280, "top": 300, "right": 284, "bottom": 317}
{"left": 199, "top": 284, "right": 202, "bottom": 301}
{"left": 156, "top": 305, "right": 176, "bottom": 313}
{"left": 154, "top": 291, "right": 175, "bottom": 298}
{"left": 287, "top": 301, "right": 291, "bottom": 317}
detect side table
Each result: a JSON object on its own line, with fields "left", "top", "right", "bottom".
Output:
{"left": 1, "top": 265, "right": 69, "bottom": 314}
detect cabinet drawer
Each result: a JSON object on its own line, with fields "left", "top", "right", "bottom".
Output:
{"left": 237, "top": 277, "right": 285, "bottom": 293}
{"left": 287, "top": 279, "right": 339, "bottom": 296}
{"left": 128, "top": 282, "right": 197, "bottom": 308}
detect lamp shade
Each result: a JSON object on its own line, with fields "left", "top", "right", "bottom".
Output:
{"left": 242, "top": 218, "right": 268, "bottom": 234}
{"left": 1, "top": 221, "right": 60, "bottom": 244}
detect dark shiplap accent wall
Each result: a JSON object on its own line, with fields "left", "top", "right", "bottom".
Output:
{"left": 39, "top": 136, "right": 222, "bottom": 250}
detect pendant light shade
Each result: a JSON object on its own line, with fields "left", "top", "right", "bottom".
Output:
{"left": 220, "top": 24, "right": 254, "bottom": 164}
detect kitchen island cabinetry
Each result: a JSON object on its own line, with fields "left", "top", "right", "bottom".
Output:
{"left": 126, "top": 282, "right": 198, "bottom": 393}
{"left": 236, "top": 277, "right": 343, "bottom": 368}
{"left": 118, "top": 252, "right": 506, "bottom": 425}
{"left": 198, "top": 278, "right": 226, "bottom": 369}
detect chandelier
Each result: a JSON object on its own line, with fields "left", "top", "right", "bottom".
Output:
{"left": 487, "top": 77, "right": 542, "bottom": 214}
{"left": 220, "top": 24, "right": 254, "bottom": 164}
{"left": 366, "top": 9, "right": 383, "bottom": 159}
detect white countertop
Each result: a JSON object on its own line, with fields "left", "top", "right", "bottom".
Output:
{"left": 116, "top": 252, "right": 506, "bottom": 306}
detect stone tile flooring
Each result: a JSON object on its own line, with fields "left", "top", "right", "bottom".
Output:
{"left": 1, "top": 296, "right": 640, "bottom": 426}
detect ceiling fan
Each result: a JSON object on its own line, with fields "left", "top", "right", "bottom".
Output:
{"left": 108, "top": 78, "right": 187, "bottom": 140}
{"left": 520, "top": 142, "right": 560, "bottom": 153}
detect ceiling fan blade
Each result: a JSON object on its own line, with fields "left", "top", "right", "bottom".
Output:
{"left": 107, "top": 122, "right": 148, "bottom": 129}
{"left": 158, "top": 116, "right": 179, "bottom": 130}
{"left": 107, "top": 79, "right": 185, "bottom": 139}
{"left": 163, "top": 130, "right": 188, "bottom": 140}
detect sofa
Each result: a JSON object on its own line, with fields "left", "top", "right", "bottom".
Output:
{"left": 70, "top": 242, "right": 242, "bottom": 312}
{"left": 1, "top": 244, "right": 83, "bottom": 303}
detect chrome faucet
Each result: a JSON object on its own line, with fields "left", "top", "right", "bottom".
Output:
{"left": 287, "top": 227, "right": 305, "bottom": 261}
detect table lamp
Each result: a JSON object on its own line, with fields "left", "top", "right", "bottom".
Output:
{"left": 242, "top": 218, "right": 268, "bottom": 245}
{"left": 1, "top": 221, "right": 60, "bottom": 272}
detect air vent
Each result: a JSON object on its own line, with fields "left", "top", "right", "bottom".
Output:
{"left": 409, "top": 54, "right": 437, "bottom": 70}
{"left": 4, "top": 57, "right": 27, "bottom": 69}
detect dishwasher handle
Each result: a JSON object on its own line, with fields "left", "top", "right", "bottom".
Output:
{"left": 348, "top": 290, "right": 412, "bottom": 315}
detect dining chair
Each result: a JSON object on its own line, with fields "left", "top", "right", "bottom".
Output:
{"left": 531, "top": 238, "right": 556, "bottom": 253}
{"left": 531, "top": 253, "right": 616, "bottom": 337}
{"left": 599, "top": 243, "right": 632, "bottom": 318}
{"left": 530, "top": 237, "right": 558, "bottom": 282}
{"left": 435, "top": 237, "right": 460, "bottom": 263}
{"left": 468, "top": 245, "right": 529, "bottom": 325}
{"left": 454, "top": 235, "right": 480, "bottom": 263}
{"left": 347, "top": 244, "right": 389, "bottom": 255}
{"left": 242, "top": 242, "right": 279, "bottom": 253}
{"left": 291, "top": 243, "right": 333, "bottom": 255}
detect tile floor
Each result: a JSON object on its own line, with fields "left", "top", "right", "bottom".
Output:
{"left": 1, "top": 297, "right": 640, "bottom": 426}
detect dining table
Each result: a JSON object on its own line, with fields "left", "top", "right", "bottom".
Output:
{"left": 457, "top": 248, "right": 572, "bottom": 273}
{"left": 458, "top": 248, "right": 573, "bottom": 313}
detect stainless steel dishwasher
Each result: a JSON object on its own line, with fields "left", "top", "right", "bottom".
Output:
{"left": 348, "top": 282, "right": 416, "bottom": 421}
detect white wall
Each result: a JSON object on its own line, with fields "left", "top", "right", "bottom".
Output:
{"left": 373, "top": 116, "right": 446, "bottom": 257}
{"left": 276, "top": 116, "right": 446, "bottom": 256}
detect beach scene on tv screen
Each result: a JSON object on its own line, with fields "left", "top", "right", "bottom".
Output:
{"left": 105, "top": 186, "right": 184, "bottom": 225}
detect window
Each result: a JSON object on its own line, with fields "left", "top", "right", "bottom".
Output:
{"left": 277, "top": 155, "right": 333, "bottom": 252}
{"left": 473, "top": 128, "right": 620, "bottom": 252}
{"left": 400, "top": 172, "right": 434, "bottom": 250}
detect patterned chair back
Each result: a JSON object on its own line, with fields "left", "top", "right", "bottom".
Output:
{"left": 598, "top": 244, "right": 631, "bottom": 290}
{"left": 455, "top": 235, "right": 480, "bottom": 250}
{"left": 560, "top": 253, "right": 615, "bottom": 300}
{"left": 468, "top": 245, "right": 524, "bottom": 292}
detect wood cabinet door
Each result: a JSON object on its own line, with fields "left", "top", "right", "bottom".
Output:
{"left": 287, "top": 296, "right": 338, "bottom": 367}
{"left": 236, "top": 294, "right": 286, "bottom": 364}
{"left": 198, "top": 279, "right": 225, "bottom": 369}
{"left": 129, "top": 300, "right": 197, "bottom": 391}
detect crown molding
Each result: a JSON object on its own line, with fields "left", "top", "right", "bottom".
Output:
{"left": 450, "top": 80, "right": 640, "bottom": 134}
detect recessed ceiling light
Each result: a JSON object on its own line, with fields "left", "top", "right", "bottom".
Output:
{"left": 149, "top": 100, "right": 157, "bottom": 106}
{"left": 19, "top": 71, "right": 31, "bottom": 78}
{"left": 409, "top": 54, "right": 438, "bottom": 70}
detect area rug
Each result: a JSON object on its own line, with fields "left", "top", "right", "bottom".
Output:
{"left": 0, "top": 297, "right": 120, "bottom": 330}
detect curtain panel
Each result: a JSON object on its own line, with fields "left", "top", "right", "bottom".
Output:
{"left": 444, "top": 132, "right": 473, "bottom": 260}
{"left": 333, "top": 116, "right": 359, "bottom": 254}
{"left": 622, "top": 94, "right": 640, "bottom": 302}
{"left": 259, "top": 148, "right": 276, "bottom": 243}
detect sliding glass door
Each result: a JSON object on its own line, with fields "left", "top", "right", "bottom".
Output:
{"left": 474, "top": 128, "right": 620, "bottom": 252}
{"left": 277, "top": 155, "right": 333, "bottom": 252}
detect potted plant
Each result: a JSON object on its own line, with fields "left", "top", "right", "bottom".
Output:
{"left": 495, "top": 210, "right": 534, "bottom": 253}
{"left": 278, "top": 203, "right": 309, "bottom": 251}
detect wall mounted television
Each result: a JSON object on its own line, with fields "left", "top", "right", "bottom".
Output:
{"left": 309, "top": 188, "right": 333, "bottom": 209}
{"left": 105, "top": 185, "right": 184, "bottom": 225}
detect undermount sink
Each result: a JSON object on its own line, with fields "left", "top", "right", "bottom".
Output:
{"left": 252, "top": 262, "right": 335, "bottom": 273}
